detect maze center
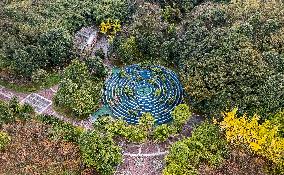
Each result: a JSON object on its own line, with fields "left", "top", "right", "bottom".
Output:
{"left": 104, "top": 65, "right": 183, "bottom": 125}
{"left": 135, "top": 83, "right": 153, "bottom": 96}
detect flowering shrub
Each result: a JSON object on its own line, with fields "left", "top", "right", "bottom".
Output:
{"left": 99, "top": 19, "right": 121, "bottom": 36}
{"left": 0, "top": 131, "right": 11, "bottom": 151}
{"left": 220, "top": 108, "right": 284, "bottom": 167}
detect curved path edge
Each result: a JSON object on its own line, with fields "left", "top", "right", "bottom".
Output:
{"left": 0, "top": 84, "right": 204, "bottom": 175}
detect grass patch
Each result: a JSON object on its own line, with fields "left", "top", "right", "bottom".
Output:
{"left": 0, "top": 73, "right": 60, "bottom": 93}
{"left": 52, "top": 104, "right": 92, "bottom": 121}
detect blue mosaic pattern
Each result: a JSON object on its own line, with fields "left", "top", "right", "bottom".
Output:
{"left": 104, "top": 65, "right": 183, "bottom": 125}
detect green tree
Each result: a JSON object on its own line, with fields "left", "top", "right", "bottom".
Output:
{"left": 79, "top": 131, "right": 122, "bottom": 175}
{"left": 11, "top": 48, "right": 38, "bottom": 78}
{"left": 90, "top": 0, "right": 134, "bottom": 24}
{"left": 171, "top": 104, "right": 192, "bottom": 130}
{"left": 178, "top": 4, "right": 284, "bottom": 118}
{"left": 54, "top": 60, "right": 103, "bottom": 118}
{"left": 163, "top": 122, "right": 229, "bottom": 174}
{"left": 85, "top": 56, "right": 108, "bottom": 79}
{"left": 38, "top": 28, "right": 73, "bottom": 68}
{"left": 112, "top": 3, "right": 180, "bottom": 65}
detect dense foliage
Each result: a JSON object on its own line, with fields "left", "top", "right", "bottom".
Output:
{"left": 0, "top": 0, "right": 135, "bottom": 80}
{"left": 153, "top": 104, "right": 192, "bottom": 141}
{"left": 84, "top": 56, "right": 108, "bottom": 78}
{"left": 93, "top": 104, "right": 192, "bottom": 142}
{"left": 94, "top": 113, "right": 155, "bottom": 143}
{"left": 47, "top": 119, "right": 84, "bottom": 143}
{"left": 1, "top": 0, "right": 284, "bottom": 174}
{"left": 112, "top": 3, "right": 180, "bottom": 64}
{"left": 0, "top": 114, "right": 84, "bottom": 174}
{"left": 221, "top": 108, "right": 284, "bottom": 169}
{"left": 38, "top": 114, "right": 83, "bottom": 144}
{"left": 178, "top": 2, "right": 284, "bottom": 118}
{"left": 37, "top": 113, "right": 122, "bottom": 174}
{"left": 147, "top": 0, "right": 205, "bottom": 14}
{"left": 171, "top": 103, "right": 192, "bottom": 129}
{"left": 112, "top": 1, "right": 284, "bottom": 119}
{"left": 163, "top": 122, "right": 229, "bottom": 174}
{"left": 0, "top": 98, "right": 34, "bottom": 152}
{"left": 79, "top": 131, "right": 122, "bottom": 175}
{"left": 271, "top": 110, "right": 284, "bottom": 138}
{"left": 0, "top": 101, "right": 14, "bottom": 126}
{"left": 90, "top": 0, "right": 135, "bottom": 25}
{"left": 53, "top": 60, "right": 103, "bottom": 118}
{"left": 0, "top": 97, "right": 34, "bottom": 127}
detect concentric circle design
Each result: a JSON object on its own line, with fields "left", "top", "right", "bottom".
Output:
{"left": 104, "top": 65, "right": 183, "bottom": 125}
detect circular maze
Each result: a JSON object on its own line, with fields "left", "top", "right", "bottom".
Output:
{"left": 104, "top": 65, "right": 183, "bottom": 125}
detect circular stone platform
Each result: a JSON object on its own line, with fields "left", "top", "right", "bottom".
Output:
{"left": 104, "top": 65, "right": 183, "bottom": 125}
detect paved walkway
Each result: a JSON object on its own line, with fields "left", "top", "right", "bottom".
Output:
{"left": 0, "top": 84, "right": 203, "bottom": 175}
{"left": 115, "top": 114, "right": 203, "bottom": 175}
{"left": 0, "top": 85, "right": 94, "bottom": 129}
{"left": 0, "top": 29, "right": 204, "bottom": 174}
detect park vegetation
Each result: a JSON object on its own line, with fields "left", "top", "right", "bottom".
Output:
{"left": 0, "top": 0, "right": 133, "bottom": 87}
{"left": 93, "top": 104, "right": 192, "bottom": 143}
{"left": 163, "top": 122, "right": 229, "bottom": 175}
{"left": 1, "top": 0, "right": 284, "bottom": 174}
{"left": 53, "top": 59, "right": 104, "bottom": 119}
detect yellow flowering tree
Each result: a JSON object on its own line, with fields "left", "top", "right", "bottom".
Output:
{"left": 99, "top": 19, "right": 121, "bottom": 35}
{"left": 220, "top": 108, "right": 284, "bottom": 167}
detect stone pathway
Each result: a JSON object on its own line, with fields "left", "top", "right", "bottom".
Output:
{"left": 116, "top": 141, "right": 168, "bottom": 175}
{"left": 115, "top": 115, "right": 204, "bottom": 175}
{"left": 0, "top": 26, "right": 205, "bottom": 175}
{"left": 0, "top": 85, "right": 94, "bottom": 129}
{"left": 0, "top": 83, "right": 204, "bottom": 175}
